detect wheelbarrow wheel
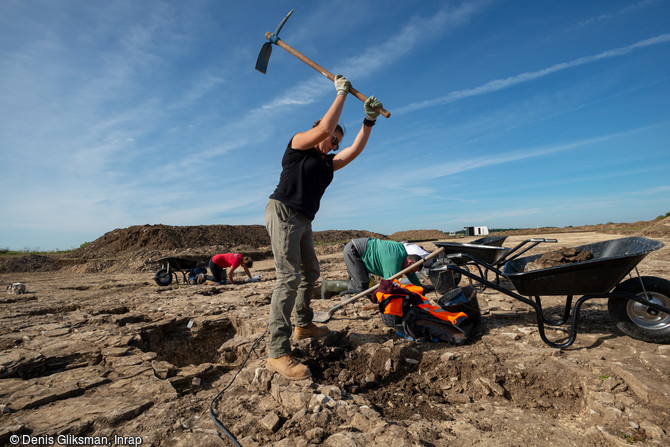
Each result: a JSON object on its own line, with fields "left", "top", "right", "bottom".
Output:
{"left": 608, "top": 276, "right": 670, "bottom": 343}
{"left": 154, "top": 268, "right": 173, "bottom": 286}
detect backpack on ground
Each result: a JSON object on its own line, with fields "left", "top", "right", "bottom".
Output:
{"left": 188, "top": 266, "right": 208, "bottom": 285}
{"left": 375, "top": 279, "right": 480, "bottom": 345}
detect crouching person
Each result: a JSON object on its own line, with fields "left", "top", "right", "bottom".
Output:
{"left": 343, "top": 238, "right": 424, "bottom": 297}
{"left": 207, "top": 253, "right": 254, "bottom": 284}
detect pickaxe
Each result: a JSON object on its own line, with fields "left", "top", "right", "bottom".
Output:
{"left": 255, "top": 9, "right": 391, "bottom": 118}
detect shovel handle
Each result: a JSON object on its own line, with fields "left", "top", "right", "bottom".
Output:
{"left": 267, "top": 33, "right": 391, "bottom": 118}
{"left": 327, "top": 246, "right": 445, "bottom": 316}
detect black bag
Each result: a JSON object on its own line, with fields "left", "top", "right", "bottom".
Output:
{"left": 401, "top": 305, "right": 474, "bottom": 345}
{"left": 377, "top": 280, "right": 479, "bottom": 345}
{"left": 188, "top": 266, "right": 207, "bottom": 284}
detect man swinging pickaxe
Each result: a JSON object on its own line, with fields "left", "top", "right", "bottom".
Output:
{"left": 255, "top": 9, "right": 391, "bottom": 118}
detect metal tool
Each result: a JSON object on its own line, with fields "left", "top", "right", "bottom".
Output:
{"left": 255, "top": 9, "right": 391, "bottom": 118}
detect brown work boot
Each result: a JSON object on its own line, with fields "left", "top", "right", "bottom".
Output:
{"left": 294, "top": 323, "right": 331, "bottom": 340}
{"left": 266, "top": 355, "right": 311, "bottom": 380}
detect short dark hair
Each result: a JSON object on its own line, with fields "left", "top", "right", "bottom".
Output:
{"left": 242, "top": 256, "right": 253, "bottom": 268}
{"left": 407, "top": 254, "right": 422, "bottom": 263}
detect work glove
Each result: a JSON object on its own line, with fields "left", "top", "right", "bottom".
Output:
{"left": 334, "top": 74, "right": 350, "bottom": 95}
{"left": 364, "top": 96, "right": 382, "bottom": 121}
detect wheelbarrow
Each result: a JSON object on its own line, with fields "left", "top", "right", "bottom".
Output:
{"left": 430, "top": 236, "right": 670, "bottom": 348}
{"left": 153, "top": 256, "right": 209, "bottom": 286}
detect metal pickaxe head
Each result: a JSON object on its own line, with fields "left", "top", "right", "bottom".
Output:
{"left": 254, "top": 9, "right": 391, "bottom": 118}
{"left": 255, "top": 9, "right": 294, "bottom": 74}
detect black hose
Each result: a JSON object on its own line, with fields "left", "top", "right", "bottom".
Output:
{"left": 209, "top": 322, "right": 269, "bottom": 446}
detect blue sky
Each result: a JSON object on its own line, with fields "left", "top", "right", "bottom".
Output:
{"left": 1, "top": 0, "right": 669, "bottom": 251}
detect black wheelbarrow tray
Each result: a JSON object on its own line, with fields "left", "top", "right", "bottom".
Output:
{"left": 434, "top": 241, "right": 509, "bottom": 265}
{"left": 153, "top": 256, "right": 209, "bottom": 286}
{"left": 471, "top": 235, "right": 508, "bottom": 247}
{"left": 433, "top": 236, "right": 550, "bottom": 266}
{"left": 431, "top": 237, "right": 557, "bottom": 293}
{"left": 434, "top": 236, "right": 670, "bottom": 348}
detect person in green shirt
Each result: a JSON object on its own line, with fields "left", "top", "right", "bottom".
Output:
{"left": 342, "top": 238, "right": 423, "bottom": 295}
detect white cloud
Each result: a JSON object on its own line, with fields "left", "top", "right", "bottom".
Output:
{"left": 572, "top": 0, "right": 661, "bottom": 29}
{"left": 256, "top": 1, "right": 491, "bottom": 116}
{"left": 398, "top": 33, "right": 670, "bottom": 114}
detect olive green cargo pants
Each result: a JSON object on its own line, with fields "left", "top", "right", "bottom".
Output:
{"left": 264, "top": 199, "right": 320, "bottom": 358}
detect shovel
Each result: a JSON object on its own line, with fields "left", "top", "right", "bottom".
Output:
{"left": 312, "top": 246, "right": 445, "bottom": 323}
{"left": 255, "top": 9, "right": 391, "bottom": 118}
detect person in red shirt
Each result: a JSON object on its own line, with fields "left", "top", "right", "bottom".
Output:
{"left": 207, "top": 253, "right": 254, "bottom": 284}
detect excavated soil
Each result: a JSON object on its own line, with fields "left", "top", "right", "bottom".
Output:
{"left": 1, "top": 219, "right": 670, "bottom": 446}
{"left": 524, "top": 248, "right": 595, "bottom": 272}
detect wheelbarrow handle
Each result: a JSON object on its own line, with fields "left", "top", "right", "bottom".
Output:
{"left": 266, "top": 33, "right": 391, "bottom": 118}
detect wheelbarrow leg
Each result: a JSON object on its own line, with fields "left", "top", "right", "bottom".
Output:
{"left": 532, "top": 296, "right": 590, "bottom": 349}
{"left": 533, "top": 295, "right": 573, "bottom": 326}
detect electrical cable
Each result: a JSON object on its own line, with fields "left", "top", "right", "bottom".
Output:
{"left": 209, "top": 322, "right": 269, "bottom": 446}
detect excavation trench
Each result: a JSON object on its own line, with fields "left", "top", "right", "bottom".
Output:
{"left": 133, "top": 317, "right": 236, "bottom": 367}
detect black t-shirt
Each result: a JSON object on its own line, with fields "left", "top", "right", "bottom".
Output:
{"left": 270, "top": 140, "right": 335, "bottom": 220}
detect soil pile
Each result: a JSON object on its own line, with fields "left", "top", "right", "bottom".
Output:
{"left": 2, "top": 218, "right": 669, "bottom": 275}
{"left": 69, "top": 225, "right": 389, "bottom": 260}
{"left": 69, "top": 224, "right": 273, "bottom": 259}
{"left": 524, "top": 248, "right": 594, "bottom": 272}
{"left": 498, "top": 216, "right": 670, "bottom": 238}
{"left": 642, "top": 216, "right": 670, "bottom": 237}
{"left": 0, "top": 225, "right": 390, "bottom": 274}
{"left": 389, "top": 229, "right": 448, "bottom": 241}
{"left": 312, "top": 230, "right": 386, "bottom": 244}
{"left": 0, "top": 254, "right": 62, "bottom": 274}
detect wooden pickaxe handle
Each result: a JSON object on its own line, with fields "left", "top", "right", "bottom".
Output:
{"left": 330, "top": 246, "right": 444, "bottom": 314}
{"left": 267, "top": 32, "right": 391, "bottom": 118}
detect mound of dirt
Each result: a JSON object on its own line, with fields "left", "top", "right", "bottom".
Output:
{"left": 0, "top": 225, "right": 392, "bottom": 274}
{"left": 312, "top": 229, "right": 387, "bottom": 244}
{"left": 497, "top": 217, "right": 670, "bottom": 238}
{"left": 389, "top": 229, "right": 448, "bottom": 241}
{"left": 0, "top": 254, "right": 61, "bottom": 274}
{"left": 642, "top": 216, "right": 670, "bottom": 237}
{"left": 524, "top": 248, "right": 594, "bottom": 272}
{"left": 69, "top": 225, "right": 390, "bottom": 260}
{"left": 3, "top": 218, "right": 668, "bottom": 275}
{"left": 69, "top": 224, "right": 272, "bottom": 259}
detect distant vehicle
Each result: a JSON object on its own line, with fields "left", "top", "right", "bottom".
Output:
{"left": 465, "top": 226, "right": 489, "bottom": 236}
{"left": 448, "top": 231, "right": 456, "bottom": 236}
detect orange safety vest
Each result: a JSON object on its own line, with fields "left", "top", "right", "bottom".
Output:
{"left": 376, "top": 280, "right": 467, "bottom": 325}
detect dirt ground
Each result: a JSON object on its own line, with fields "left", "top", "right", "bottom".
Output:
{"left": 1, "top": 221, "right": 670, "bottom": 446}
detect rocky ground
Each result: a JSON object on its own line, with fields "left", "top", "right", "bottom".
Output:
{"left": 1, "top": 219, "right": 670, "bottom": 446}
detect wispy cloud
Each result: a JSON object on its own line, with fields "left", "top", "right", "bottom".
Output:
{"left": 401, "top": 132, "right": 616, "bottom": 181}
{"left": 398, "top": 33, "right": 670, "bottom": 114}
{"left": 2, "top": 2, "right": 669, "bottom": 249}
{"left": 337, "top": 1, "right": 492, "bottom": 79}
{"left": 571, "top": 0, "right": 662, "bottom": 30}
{"left": 318, "top": 123, "right": 666, "bottom": 223}
{"left": 256, "top": 1, "right": 492, "bottom": 116}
